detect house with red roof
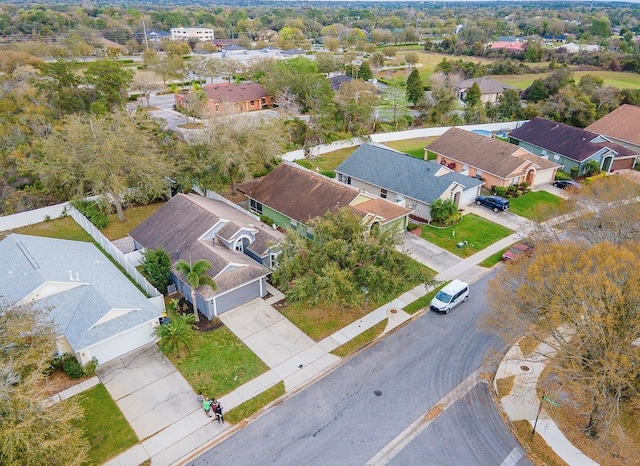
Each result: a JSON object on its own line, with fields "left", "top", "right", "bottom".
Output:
{"left": 175, "top": 82, "right": 273, "bottom": 114}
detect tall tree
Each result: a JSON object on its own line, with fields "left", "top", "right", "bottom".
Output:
{"left": 83, "top": 59, "right": 134, "bottom": 112}
{"left": 25, "top": 111, "right": 174, "bottom": 221}
{"left": 175, "top": 259, "right": 217, "bottom": 322}
{"left": 406, "top": 68, "right": 424, "bottom": 105}
{"left": 193, "top": 114, "right": 287, "bottom": 194}
{"left": 485, "top": 241, "right": 640, "bottom": 439}
{"left": 272, "top": 208, "right": 434, "bottom": 306}
{"left": 334, "top": 79, "right": 379, "bottom": 136}
{"left": 0, "top": 303, "right": 89, "bottom": 465}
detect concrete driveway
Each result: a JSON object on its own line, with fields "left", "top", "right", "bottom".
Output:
{"left": 399, "top": 231, "right": 462, "bottom": 273}
{"left": 97, "top": 343, "right": 199, "bottom": 441}
{"left": 218, "top": 299, "right": 340, "bottom": 391}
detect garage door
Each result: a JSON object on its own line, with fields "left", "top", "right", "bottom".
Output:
{"left": 86, "top": 321, "right": 157, "bottom": 366}
{"left": 215, "top": 278, "right": 263, "bottom": 315}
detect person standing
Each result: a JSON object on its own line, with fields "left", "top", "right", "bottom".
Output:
{"left": 202, "top": 397, "right": 213, "bottom": 418}
{"left": 214, "top": 401, "right": 224, "bottom": 424}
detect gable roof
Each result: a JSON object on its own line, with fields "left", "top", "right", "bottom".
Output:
{"left": 509, "top": 117, "right": 637, "bottom": 162}
{"left": 241, "top": 163, "right": 409, "bottom": 224}
{"left": 585, "top": 104, "right": 640, "bottom": 146}
{"left": 201, "top": 82, "right": 269, "bottom": 104}
{"left": 130, "top": 194, "right": 280, "bottom": 295}
{"left": 0, "top": 234, "right": 160, "bottom": 353}
{"left": 328, "top": 74, "right": 353, "bottom": 91}
{"left": 456, "top": 76, "right": 514, "bottom": 94}
{"left": 281, "top": 48, "right": 305, "bottom": 55}
{"left": 428, "top": 128, "right": 558, "bottom": 178}
{"left": 490, "top": 41, "right": 526, "bottom": 51}
{"left": 335, "top": 143, "right": 483, "bottom": 205}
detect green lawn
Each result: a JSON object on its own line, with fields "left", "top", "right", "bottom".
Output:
{"left": 402, "top": 281, "right": 450, "bottom": 314}
{"left": 479, "top": 249, "right": 509, "bottom": 268}
{"left": 303, "top": 146, "right": 359, "bottom": 172}
{"left": 383, "top": 137, "right": 438, "bottom": 159}
{"left": 508, "top": 191, "right": 564, "bottom": 220}
{"left": 5, "top": 216, "right": 92, "bottom": 242}
{"left": 420, "top": 214, "right": 513, "bottom": 258}
{"left": 73, "top": 384, "right": 138, "bottom": 466}
{"left": 225, "top": 382, "right": 285, "bottom": 424}
{"left": 100, "top": 201, "right": 166, "bottom": 240}
{"left": 493, "top": 70, "right": 640, "bottom": 91}
{"left": 331, "top": 320, "right": 387, "bottom": 357}
{"left": 164, "top": 323, "right": 269, "bottom": 398}
{"left": 281, "top": 252, "right": 435, "bottom": 341}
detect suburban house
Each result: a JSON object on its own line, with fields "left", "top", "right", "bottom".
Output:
{"left": 240, "top": 162, "right": 410, "bottom": 237}
{"left": 335, "top": 143, "right": 484, "bottom": 222}
{"left": 509, "top": 117, "right": 639, "bottom": 175}
{"left": 586, "top": 104, "right": 640, "bottom": 154}
{"left": 327, "top": 74, "right": 353, "bottom": 91}
{"left": 221, "top": 44, "right": 247, "bottom": 55}
{"left": 0, "top": 234, "right": 162, "bottom": 366}
{"left": 130, "top": 193, "right": 284, "bottom": 319}
{"left": 489, "top": 40, "right": 526, "bottom": 53}
{"left": 455, "top": 77, "right": 516, "bottom": 103}
{"left": 170, "top": 27, "right": 214, "bottom": 42}
{"left": 175, "top": 82, "right": 273, "bottom": 114}
{"left": 427, "top": 128, "right": 560, "bottom": 188}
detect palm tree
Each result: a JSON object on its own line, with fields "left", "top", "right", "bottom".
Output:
{"left": 175, "top": 259, "right": 217, "bottom": 322}
{"left": 153, "top": 313, "right": 197, "bottom": 354}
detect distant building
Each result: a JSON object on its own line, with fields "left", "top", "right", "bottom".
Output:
{"left": 456, "top": 77, "right": 516, "bottom": 104}
{"left": 171, "top": 27, "right": 214, "bottom": 42}
{"left": 175, "top": 82, "right": 273, "bottom": 114}
{"left": 490, "top": 41, "right": 526, "bottom": 53}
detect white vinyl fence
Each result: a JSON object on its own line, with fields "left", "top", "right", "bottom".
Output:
{"left": 65, "top": 206, "right": 163, "bottom": 301}
{"left": 282, "top": 121, "right": 526, "bottom": 161}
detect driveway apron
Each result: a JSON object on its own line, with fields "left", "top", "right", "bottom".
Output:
{"left": 218, "top": 299, "right": 340, "bottom": 391}
{"left": 96, "top": 342, "right": 198, "bottom": 441}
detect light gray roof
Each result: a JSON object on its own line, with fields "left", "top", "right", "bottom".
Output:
{"left": 130, "top": 193, "right": 282, "bottom": 294}
{"left": 335, "top": 143, "right": 483, "bottom": 205}
{"left": 0, "top": 234, "right": 160, "bottom": 353}
{"left": 456, "top": 76, "right": 514, "bottom": 94}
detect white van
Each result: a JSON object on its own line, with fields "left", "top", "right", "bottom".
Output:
{"left": 430, "top": 279, "right": 469, "bottom": 314}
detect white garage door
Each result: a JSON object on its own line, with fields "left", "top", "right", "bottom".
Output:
{"left": 85, "top": 321, "right": 157, "bottom": 366}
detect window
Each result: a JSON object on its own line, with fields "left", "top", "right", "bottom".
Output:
{"left": 291, "top": 219, "right": 298, "bottom": 229}
{"left": 250, "top": 199, "right": 263, "bottom": 214}
{"left": 476, "top": 169, "right": 483, "bottom": 180}
{"left": 553, "top": 153, "right": 560, "bottom": 161}
{"left": 380, "top": 188, "right": 388, "bottom": 199}
{"left": 408, "top": 199, "right": 417, "bottom": 210}
{"left": 338, "top": 174, "right": 351, "bottom": 185}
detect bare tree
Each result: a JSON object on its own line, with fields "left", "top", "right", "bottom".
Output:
{"left": 275, "top": 87, "right": 301, "bottom": 119}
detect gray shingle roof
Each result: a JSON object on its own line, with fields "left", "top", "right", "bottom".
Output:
{"left": 335, "top": 143, "right": 483, "bottom": 205}
{"left": 0, "top": 234, "right": 160, "bottom": 352}
{"left": 510, "top": 117, "right": 638, "bottom": 162}
{"left": 456, "top": 76, "right": 515, "bottom": 93}
{"left": 130, "top": 193, "right": 280, "bottom": 294}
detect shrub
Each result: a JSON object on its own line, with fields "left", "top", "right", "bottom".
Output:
{"left": 260, "top": 215, "right": 276, "bottom": 226}
{"left": 83, "top": 358, "right": 99, "bottom": 376}
{"left": 62, "top": 356, "right": 85, "bottom": 379}
{"left": 555, "top": 171, "right": 572, "bottom": 180}
{"left": 407, "top": 222, "right": 419, "bottom": 231}
{"left": 321, "top": 170, "right": 335, "bottom": 178}
{"left": 493, "top": 186, "right": 508, "bottom": 196}
{"left": 570, "top": 166, "right": 579, "bottom": 178}
{"left": 71, "top": 199, "right": 110, "bottom": 229}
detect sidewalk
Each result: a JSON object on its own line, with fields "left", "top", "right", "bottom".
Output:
{"left": 495, "top": 338, "right": 599, "bottom": 465}
{"left": 61, "top": 205, "right": 589, "bottom": 465}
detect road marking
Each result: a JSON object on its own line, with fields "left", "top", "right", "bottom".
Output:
{"left": 365, "top": 368, "right": 483, "bottom": 465}
{"left": 500, "top": 447, "right": 525, "bottom": 466}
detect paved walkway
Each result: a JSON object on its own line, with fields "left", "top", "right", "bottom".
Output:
{"left": 496, "top": 337, "right": 599, "bottom": 465}
{"left": 53, "top": 199, "right": 593, "bottom": 466}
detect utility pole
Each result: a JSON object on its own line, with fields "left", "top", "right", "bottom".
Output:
{"left": 142, "top": 20, "right": 149, "bottom": 51}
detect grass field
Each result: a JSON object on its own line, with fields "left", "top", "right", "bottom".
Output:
{"left": 164, "top": 323, "right": 268, "bottom": 398}
{"left": 383, "top": 137, "right": 438, "bottom": 159}
{"left": 420, "top": 214, "right": 513, "bottom": 258}
{"left": 73, "top": 384, "right": 138, "bottom": 465}
{"left": 493, "top": 70, "right": 640, "bottom": 90}
{"left": 508, "top": 190, "right": 564, "bottom": 220}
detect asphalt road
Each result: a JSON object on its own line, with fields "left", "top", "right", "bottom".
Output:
{"left": 188, "top": 272, "right": 530, "bottom": 466}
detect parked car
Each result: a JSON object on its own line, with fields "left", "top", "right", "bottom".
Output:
{"left": 475, "top": 195, "right": 509, "bottom": 212}
{"left": 502, "top": 242, "right": 534, "bottom": 261}
{"left": 553, "top": 179, "right": 581, "bottom": 190}
{"left": 430, "top": 279, "right": 469, "bottom": 314}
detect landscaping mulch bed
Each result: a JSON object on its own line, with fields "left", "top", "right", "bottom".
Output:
{"left": 175, "top": 298, "right": 224, "bottom": 332}
{"left": 42, "top": 371, "right": 91, "bottom": 397}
